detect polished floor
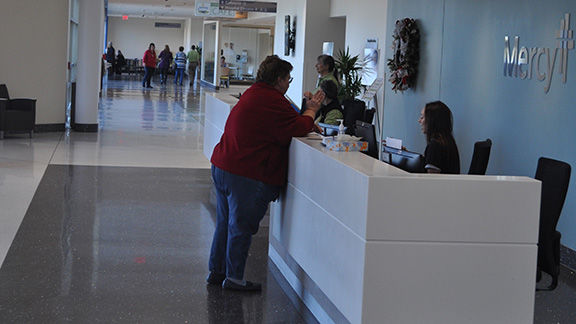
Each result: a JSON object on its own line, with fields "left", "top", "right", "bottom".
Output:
{"left": 0, "top": 75, "right": 575, "bottom": 323}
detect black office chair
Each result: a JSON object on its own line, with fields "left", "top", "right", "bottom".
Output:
{"left": 535, "top": 157, "right": 571, "bottom": 291}
{"left": 0, "top": 84, "right": 36, "bottom": 139}
{"left": 468, "top": 139, "right": 492, "bottom": 175}
{"left": 343, "top": 99, "right": 366, "bottom": 135}
{"left": 355, "top": 121, "right": 378, "bottom": 159}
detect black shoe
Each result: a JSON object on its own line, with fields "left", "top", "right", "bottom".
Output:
{"left": 222, "top": 278, "right": 262, "bottom": 291}
{"left": 146, "top": 86, "right": 153, "bottom": 89}
{"left": 206, "top": 272, "right": 226, "bottom": 285}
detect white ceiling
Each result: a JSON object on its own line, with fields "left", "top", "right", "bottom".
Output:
{"left": 108, "top": 1, "right": 198, "bottom": 19}
{"left": 108, "top": 0, "right": 276, "bottom": 25}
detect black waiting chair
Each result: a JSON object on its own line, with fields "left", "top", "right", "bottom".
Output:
{"left": 535, "top": 157, "right": 571, "bottom": 291}
{"left": 468, "top": 139, "right": 492, "bottom": 175}
{"left": 0, "top": 84, "right": 36, "bottom": 139}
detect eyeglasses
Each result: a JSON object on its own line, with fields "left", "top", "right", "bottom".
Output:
{"left": 289, "top": 77, "right": 293, "bottom": 84}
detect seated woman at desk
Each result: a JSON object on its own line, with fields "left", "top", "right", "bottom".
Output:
{"left": 315, "top": 80, "right": 343, "bottom": 125}
{"left": 418, "top": 101, "right": 460, "bottom": 174}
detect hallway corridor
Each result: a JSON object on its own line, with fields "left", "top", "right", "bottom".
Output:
{"left": 0, "top": 77, "right": 313, "bottom": 323}
{"left": 0, "top": 77, "right": 575, "bottom": 323}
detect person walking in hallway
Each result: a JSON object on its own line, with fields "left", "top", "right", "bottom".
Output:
{"left": 174, "top": 46, "right": 187, "bottom": 86}
{"left": 187, "top": 45, "right": 200, "bottom": 86}
{"left": 142, "top": 43, "right": 157, "bottom": 88}
{"left": 158, "top": 45, "right": 173, "bottom": 85}
{"left": 208, "top": 55, "right": 325, "bottom": 291}
{"left": 106, "top": 42, "right": 116, "bottom": 77}
{"left": 115, "top": 50, "right": 126, "bottom": 75}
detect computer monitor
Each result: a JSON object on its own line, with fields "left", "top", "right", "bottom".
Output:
{"left": 355, "top": 121, "right": 378, "bottom": 159}
{"left": 382, "top": 145, "right": 425, "bottom": 173}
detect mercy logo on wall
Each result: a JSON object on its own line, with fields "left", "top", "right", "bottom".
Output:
{"left": 504, "top": 13, "right": 574, "bottom": 93}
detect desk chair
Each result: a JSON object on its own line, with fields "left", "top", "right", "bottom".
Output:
{"left": 535, "top": 157, "right": 571, "bottom": 291}
{"left": 468, "top": 138, "right": 492, "bottom": 175}
{"left": 0, "top": 84, "right": 36, "bottom": 139}
{"left": 219, "top": 67, "right": 230, "bottom": 88}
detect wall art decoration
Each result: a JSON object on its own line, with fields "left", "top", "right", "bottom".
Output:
{"left": 387, "top": 18, "right": 420, "bottom": 92}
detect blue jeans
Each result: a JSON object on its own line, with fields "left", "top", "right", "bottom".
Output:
{"left": 174, "top": 68, "right": 185, "bottom": 85}
{"left": 209, "top": 166, "right": 280, "bottom": 280}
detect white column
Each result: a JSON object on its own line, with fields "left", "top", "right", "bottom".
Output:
{"left": 75, "top": 0, "right": 104, "bottom": 131}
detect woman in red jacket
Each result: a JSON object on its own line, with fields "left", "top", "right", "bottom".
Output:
{"left": 208, "top": 55, "right": 325, "bottom": 291}
{"left": 142, "top": 43, "right": 156, "bottom": 88}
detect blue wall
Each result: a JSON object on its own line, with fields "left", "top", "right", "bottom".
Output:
{"left": 384, "top": 0, "right": 576, "bottom": 249}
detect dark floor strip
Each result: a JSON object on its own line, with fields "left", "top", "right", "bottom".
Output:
{"left": 0, "top": 165, "right": 311, "bottom": 323}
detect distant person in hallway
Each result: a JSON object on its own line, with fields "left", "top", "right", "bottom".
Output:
{"left": 115, "top": 50, "right": 126, "bottom": 75}
{"left": 220, "top": 56, "right": 227, "bottom": 67}
{"left": 303, "top": 54, "right": 339, "bottom": 101}
{"left": 418, "top": 101, "right": 460, "bottom": 174}
{"left": 174, "top": 46, "right": 187, "bottom": 86}
{"left": 142, "top": 43, "right": 157, "bottom": 89}
{"left": 316, "top": 80, "right": 343, "bottom": 125}
{"left": 106, "top": 42, "right": 116, "bottom": 76}
{"left": 208, "top": 55, "right": 325, "bottom": 291}
{"left": 187, "top": 45, "right": 200, "bottom": 86}
{"left": 158, "top": 45, "right": 173, "bottom": 85}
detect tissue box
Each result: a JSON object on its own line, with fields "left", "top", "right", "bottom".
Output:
{"left": 323, "top": 138, "right": 368, "bottom": 152}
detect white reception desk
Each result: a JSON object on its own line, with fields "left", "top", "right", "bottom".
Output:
{"left": 204, "top": 93, "right": 541, "bottom": 324}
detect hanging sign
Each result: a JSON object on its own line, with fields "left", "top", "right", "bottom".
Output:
{"left": 219, "top": 0, "right": 277, "bottom": 13}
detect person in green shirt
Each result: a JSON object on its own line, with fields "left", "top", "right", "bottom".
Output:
{"left": 316, "top": 80, "right": 343, "bottom": 126}
{"left": 187, "top": 45, "right": 200, "bottom": 86}
{"left": 303, "top": 54, "right": 340, "bottom": 100}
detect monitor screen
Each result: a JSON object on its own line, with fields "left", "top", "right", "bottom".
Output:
{"left": 355, "top": 121, "right": 378, "bottom": 159}
{"left": 382, "top": 145, "right": 425, "bottom": 173}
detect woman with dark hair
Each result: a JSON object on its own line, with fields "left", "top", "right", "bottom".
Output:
{"left": 157, "top": 45, "right": 173, "bottom": 85}
{"left": 304, "top": 54, "right": 339, "bottom": 100}
{"left": 316, "top": 80, "right": 343, "bottom": 125}
{"left": 418, "top": 101, "right": 460, "bottom": 174}
{"left": 208, "top": 55, "right": 325, "bottom": 291}
{"left": 142, "top": 43, "right": 157, "bottom": 88}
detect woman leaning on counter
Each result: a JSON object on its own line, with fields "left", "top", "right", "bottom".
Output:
{"left": 208, "top": 55, "right": 325, "bottom": 291}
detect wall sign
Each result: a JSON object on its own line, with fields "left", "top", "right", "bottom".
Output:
{"left": 504, "top": 13, "right": 574, "bottom": 93}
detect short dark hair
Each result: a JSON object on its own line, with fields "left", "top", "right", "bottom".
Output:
{"left": 320, "top": 80, "right": 338, "bottom": 100}
{"left": 149, "top": 43, "right": 155, "bottom": 49}
{"left": 256, "top": 55, "right": 293, "bottom": 86}
{"left": 192, "top": 45, "right": 196, "bottom": 50}
{"left": 179, "top": 46, "right": 184, "bottom": 51}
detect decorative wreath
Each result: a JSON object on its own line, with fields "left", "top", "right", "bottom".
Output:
{"left": 387, "top": 18, "right": 420, "bottom": 92}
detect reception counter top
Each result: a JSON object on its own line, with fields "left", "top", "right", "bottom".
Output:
{"left": 203, "top": 93, "right": 541, "bottom": 324}
{"left": 269, "top": 136, "right": 541, "bottom": 324}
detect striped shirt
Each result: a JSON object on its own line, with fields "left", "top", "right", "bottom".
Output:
{"left": 174, "top": 52, "right": 187, "bottom": 69}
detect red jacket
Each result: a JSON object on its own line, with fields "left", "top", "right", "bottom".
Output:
{"left": 211, "top": 82, "right": 314, "bottom": 185}
{"left": 143, "top": 49, "right": 157, "bottom": 68}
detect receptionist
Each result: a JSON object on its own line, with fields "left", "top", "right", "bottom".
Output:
{"left": 418, "top": 101, "right": 460, "bottom": 174}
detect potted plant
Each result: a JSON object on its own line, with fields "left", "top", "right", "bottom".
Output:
{"left": 335, "top": 47, "right": 367, "bottom": 134}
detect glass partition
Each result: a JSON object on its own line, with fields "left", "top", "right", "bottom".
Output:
{"left": 202, "top": 22, "right": 217, "bottom": 84}
{"left": 220, "top": 26, "right": 273, "bottom": 80}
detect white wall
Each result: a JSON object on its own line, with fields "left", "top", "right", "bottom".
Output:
{"left": 331, "top": 0, "right": 388, "bottom": 134}
{"left": 184, "top": 18, "right": 204, "bottom": 52}
{"left": 0, "top": 0, "right": 69, "bottom": 125}
{"left": 274, "top": 0, "right": 346, "bottom": 105}
{"left": 107, "top": 17, "right": 186, "bottom": 59}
